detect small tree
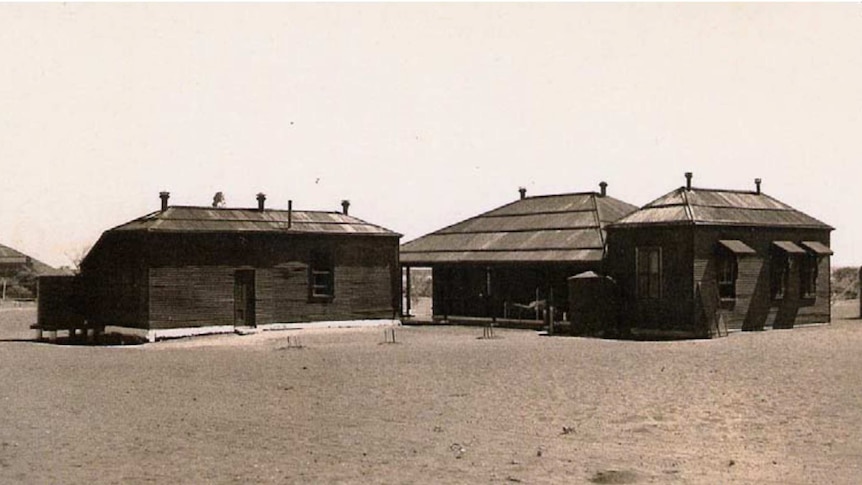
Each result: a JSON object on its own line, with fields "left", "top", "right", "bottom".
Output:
{"left": 65, "top": 244, "right": 92, "bottom": 274}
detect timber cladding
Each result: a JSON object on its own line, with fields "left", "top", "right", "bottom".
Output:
{"left": 606, "top": 226, "right": 696, "bottom": 333}
{"left": 80, "top": 230, "right": 400, "bottom": 331}
{"left": 693, "top": 227, "right": 831, "bottom": 331}
{"left": 607, "top": 225, "right": 831, "bottom": 336}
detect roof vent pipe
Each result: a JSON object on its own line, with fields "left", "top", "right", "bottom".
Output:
{"left": 755, "top": 178, "right": 762, "bottom": 194}
{"left": 341, "top": 200, "right": 350, "bottom": 216}
{"left": 257, "top": 193, "right": 266, "bottom": 211}
{"left": 599, "top": 181, "right": 608, "bottom": 197}
{"left": 684, "top": 172, "right": 693, "bottom": 191}
{"left": 288, "top": 200, "right": 293, "bottom": 228}
{"left": 159, "top": 191, "right": 170, "bottom": 212}
{"left": 518, "top": 187, "right": 527, "bottom": 200}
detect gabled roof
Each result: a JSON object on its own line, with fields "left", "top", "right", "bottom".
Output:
{"left": 401, "top": 192, "right": 638, "bottom": 265}
{"left": 611, "top": 187, "right": 833, "bottom": 230}
{"left": 109, "top": 206, "right": 400, "bottom": 237}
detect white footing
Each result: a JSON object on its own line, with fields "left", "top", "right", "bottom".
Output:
{"left": 103, "top": 319, "right": 402, "bottom": 343}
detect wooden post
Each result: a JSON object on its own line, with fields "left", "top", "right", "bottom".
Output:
{"left": 535, "top": 287, "right": 540, "bottom": 321}
{"left": 548, "top": 286, "right": 555, "bottom": 336}
{"left": 405, "top": 266, "right": 412, "bottom": 317}
{"left": 1, "top": 278, "right": 5, "bottom": 301}
{"left": 442, "top": 268, "right": 449, "bottom": 322}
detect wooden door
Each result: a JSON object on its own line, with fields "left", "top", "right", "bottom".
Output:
{"left": 234, "top": 270, "right": 255, "bottom": 326}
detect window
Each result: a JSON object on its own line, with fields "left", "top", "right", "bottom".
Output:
{"left": 715, "top": 240, "right": 754, "bottom": 301}
{"left": 717, "top": 251, "right": 738, "bottom": 300}
{"left": 636, "top": 247, "right": 662, "bottom": 300}
{"left": 309, "top": 250, "right": 334, "bottom": 301}
{"left": 800, "top": 254, "right": 818, "bottom": 299}
{"left": 770, "top": 252, "right": 790, "bottom": 300}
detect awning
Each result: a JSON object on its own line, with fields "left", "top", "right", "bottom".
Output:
{"left": 718, "top": 240, "right": 756, "bottom": 255}
{"left": 772, "top": 241, "right": 806, "bottom": 254}
{"left": 801, "top": 241, "right": 833, "bottom": 256}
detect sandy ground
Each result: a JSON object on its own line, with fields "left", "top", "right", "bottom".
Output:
{"left": 1, "top": 302, "right": 861, "bottom": 484}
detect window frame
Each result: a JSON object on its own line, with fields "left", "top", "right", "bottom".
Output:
{"left": 636, "top": 246, "right": 662, "bottom": 300}
{"left": 799, "top": 253, "right": 818, "bottom": 300}
{"left": 308, "top": 249, "right": 335, "bottom": 302}
{"left": 716, "top": 249, "right": 738, "bottom": 301}
{"left": 769, "top": 251, "right": 791, "bottom": 301}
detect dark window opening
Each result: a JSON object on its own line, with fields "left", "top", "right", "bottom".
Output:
{"left": 717, "top": 251, "right": 738, "bottom": 300}
{"left": 309, "top": 250, "right": 334, "bottom": 302}
{"left": 770, "top": 252, "right": 790, "bottom": 300}
{"left": 637, "top": 247, "right": 662, "bottom": 300}
{"left": 800, "top": 254, "right": 818, "bottom": 299}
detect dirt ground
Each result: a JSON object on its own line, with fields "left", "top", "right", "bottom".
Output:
{"left": 1, "top": 302, "right": 861, "bottom": 484}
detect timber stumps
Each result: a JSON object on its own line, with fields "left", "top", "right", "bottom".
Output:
{"left": 30, "top": 324, "right": 147, "bottom": 346}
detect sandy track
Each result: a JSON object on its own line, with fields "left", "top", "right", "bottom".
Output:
{"left": 1, "top": 303, "right": 861, "bottom": 483}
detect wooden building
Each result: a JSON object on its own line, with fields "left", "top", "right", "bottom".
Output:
{"left": 38, "top": 193, "right": 401, "bottom": 341}
{"left": 400, "top": 184, "right": 637, "bottom": 322}
{"left": 605, "top": 173, "right": 833, "bottom": 338}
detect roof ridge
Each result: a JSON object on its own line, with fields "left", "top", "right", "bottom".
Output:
{"left": 591, "top": 193, "right": 606, "bottom": 254}
{"left": 688, "top": 186, "right": 760, "bottom": 195}
{"left": 680, "top": 189, "right": 695, "bottom": 222}
{"left": 522, "top": 191, "right": 600, "bottom": 200}
{"left": 167, "top": 205, "right": 348, "bottom": 215}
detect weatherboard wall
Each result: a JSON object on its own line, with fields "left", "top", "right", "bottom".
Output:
{"left": 692, "top": 227, "right": 831, "bottom": 331}
{"left": 82, "top": 231, "right": 399, "bottom": 330}
{"left": 606, "top": 224, "right": 831, "bottom": 336}
{"left": 605, "top": 226, "right": 697, "bottom": 333}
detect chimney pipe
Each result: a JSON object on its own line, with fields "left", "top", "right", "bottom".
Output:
{"left": 518, "top": 187, "right": 527, "bottom": 200}
{"left": 599, "top": 181, "right": 608, "bottom": 197}
{"left": 159, "top": 191, "right": 170, "bottom": 212}
{"left": 288, "top": 200, "right": 293, "bottom": 228}
{"left": 684, "top": 172, "right": 693, "bottom": 191}
{"left": 755, "top": 178, "right": 762, "bottom": 194}
{"left": 341, "top": 200, "right": 350, "bottom": 216}
{"left": 256, "top": 193, "right": 266, "bottom": 211}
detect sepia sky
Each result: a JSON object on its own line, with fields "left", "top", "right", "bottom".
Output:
{"left": 2, "top": 3, "right": 862, "bottom": 268}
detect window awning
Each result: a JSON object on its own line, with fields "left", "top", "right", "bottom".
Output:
{"left": 718, "top": 240, "right": 756, "bottom": 255}
{"left": 801, "top": 241, "right": 833, "bottom": 256}
{"left": 772, "top": 241, "right": 806, "bottom": 254}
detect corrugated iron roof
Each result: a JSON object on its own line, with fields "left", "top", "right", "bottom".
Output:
{"left": 110, "top": 206, "right": 400, "bottom": 237}
{"left": 612, "top": 187, "right": 833, "bottom": 230}
{"left": 401, "top": 192, "right": 638, "bottom": 265}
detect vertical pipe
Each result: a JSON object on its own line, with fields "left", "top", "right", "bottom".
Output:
{"left": 159, "top": 191, "right": 170, "bottom": 212}
{"left": 288, "top": 200, "right": 293, "bottom": 228}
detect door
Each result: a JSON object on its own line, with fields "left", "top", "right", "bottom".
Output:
{"left": 234, "top": 270, "right": 256, "bottom": 326}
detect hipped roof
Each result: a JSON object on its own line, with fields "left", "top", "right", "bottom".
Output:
{"left": 401, "top": 192, "right": 638, "bottom": 265}
{"left": 109, "top": 206, "right": 400, "bottom": 237}
{"left": 0, "top": 243, "right": 64, "bottom": 275}
{"left": 611, "top": 187, "right": 833, "bottom": 230}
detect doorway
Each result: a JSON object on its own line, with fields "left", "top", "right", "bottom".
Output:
{"left": 234, "top": 269, "right": 256, "bottom": 327}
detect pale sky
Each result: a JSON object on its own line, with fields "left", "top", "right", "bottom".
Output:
{"left": 2, "top": 4, "right": 861, "bottom": 268}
